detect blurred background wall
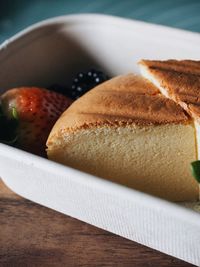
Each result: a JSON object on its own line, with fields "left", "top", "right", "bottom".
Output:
{"left": 0, "top": 0, "right": 200, "bottom": 43}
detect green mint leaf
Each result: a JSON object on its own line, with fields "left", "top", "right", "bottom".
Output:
{"left": 191, "top": 161, "right": 200, "bottom": 183}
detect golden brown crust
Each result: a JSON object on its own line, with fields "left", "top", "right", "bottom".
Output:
{"left": 139, "top": 59, "right": 200, "bottom": 122}
{"left": 47, "top": 74, "right": 190, "bottom": 145}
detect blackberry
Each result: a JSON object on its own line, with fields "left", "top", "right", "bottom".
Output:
{"left": 71, "top": 69, "right": 108, "bottom": 99}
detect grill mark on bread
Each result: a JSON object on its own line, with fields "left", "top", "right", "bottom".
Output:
{"left": 148, "top": 66, "right": 200, "bottom": 78}
{"left": 140, "top": 59, "right": 200, "bottom": 75}
{"left": 139, "top": 59, "right": 200, "bottom": 123}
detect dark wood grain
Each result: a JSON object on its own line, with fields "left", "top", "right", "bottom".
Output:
{"left": 0, "top": 180, "right": 195, "bottom": 267}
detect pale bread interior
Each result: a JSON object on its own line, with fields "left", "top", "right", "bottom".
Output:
{"left": 47, "top": 74, "right": 199, "bottom": 202}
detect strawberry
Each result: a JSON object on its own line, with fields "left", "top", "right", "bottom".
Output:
{"left": 0, "top": 87, "right": 73, "bottom": 156}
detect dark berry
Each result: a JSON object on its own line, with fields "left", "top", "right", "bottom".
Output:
{"left": 71, "top": 69, "right": 108, "bottom": 99}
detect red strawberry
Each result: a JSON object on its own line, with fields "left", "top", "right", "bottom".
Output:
{"left": 0, "top": 87, "right": 73, "bottom": 156}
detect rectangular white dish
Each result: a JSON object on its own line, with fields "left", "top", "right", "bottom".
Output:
{"left": 0, "top": 14, "right": 200, "bottom": 266}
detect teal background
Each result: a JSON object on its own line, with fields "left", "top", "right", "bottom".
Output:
{"left": 0, "top": 0, "right": 200, "bottom": 43}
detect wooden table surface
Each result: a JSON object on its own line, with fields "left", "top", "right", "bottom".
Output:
{"left": 0, "top": 179, "right": 195, "bottom": 267}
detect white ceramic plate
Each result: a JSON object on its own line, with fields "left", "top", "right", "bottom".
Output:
{"left": 1, "top": 14, "right": 200, "bottom": 266}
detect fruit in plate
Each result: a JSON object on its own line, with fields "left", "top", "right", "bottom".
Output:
{"left": 0, "top": 87, "right": 72, "bottom": 156}
{"left": 46, "top": 74, "right": 198, "bottom": 202}
{"left": 49, "top": 69, "right": 108, "bottom": 99}
{"left": 71, "top": 69, "right": 109, "bottom": 99}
